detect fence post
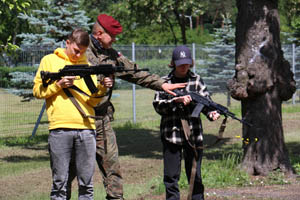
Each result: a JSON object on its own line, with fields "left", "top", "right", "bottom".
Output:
{"left": 227, "top": 91, "right": 231, "bottom": 107}
{"left": 30, "top": 101, "right": 46, "bottom": 138}
{"left": 292, "top": 43, "right": 296, "bottom": 105}
{"left": 192, "top": 43, "right": 196, "bottom": 73}
{"left": 132, "top": 42, "right": 136, "bottom": 124}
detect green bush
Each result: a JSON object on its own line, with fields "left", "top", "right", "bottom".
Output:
{"left": 186, "top": 28, "right": 214, "bottom": 45}
{"left": 0, "top": 66, "right": 36, "bottom": 88}
{"left": 0, "top": 67, "right": 11, "bottom": 87}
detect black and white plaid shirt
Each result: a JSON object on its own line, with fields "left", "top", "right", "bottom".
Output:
{"left": 153, "top": 70, "right": 212, "bottom": 146}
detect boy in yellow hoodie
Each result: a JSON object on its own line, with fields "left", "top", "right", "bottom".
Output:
{"left": 33, "top": 28, "right": 107, "bottom": 200}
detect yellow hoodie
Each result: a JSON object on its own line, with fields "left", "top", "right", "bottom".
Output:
{"left": 33, "top": 48, "right": 106, "bottom": 130}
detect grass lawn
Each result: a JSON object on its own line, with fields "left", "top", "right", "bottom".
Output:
{"left": 0, "top": 88, "right": 299, "bottom": 200}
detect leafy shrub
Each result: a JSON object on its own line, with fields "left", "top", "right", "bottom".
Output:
{"left": 186, "top": 28, "right": 214, "bottom": 45}
{"left": 0, "top": 66, "right": 36, "bottom": 88}
{"left": 9, "top": 71, "right": 35, "bottom": 89}
{"left": 0, "top": 67, "right": 12, "bottom": 87}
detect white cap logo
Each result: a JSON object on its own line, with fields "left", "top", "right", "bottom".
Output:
{"left": 180, "top": 51, "right": 186, "bottom": 58}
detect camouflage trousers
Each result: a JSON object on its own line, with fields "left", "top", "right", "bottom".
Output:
{"left": 95, "top": 115, "right": 123, "bottom": 200}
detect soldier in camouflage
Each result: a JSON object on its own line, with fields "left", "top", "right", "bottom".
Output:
{"left": 67, "top": 14, "right": 186, "bottom": 200}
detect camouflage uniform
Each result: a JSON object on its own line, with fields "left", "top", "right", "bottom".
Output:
{"left": 86, "top": 35, "right": 164, "bottom": 200}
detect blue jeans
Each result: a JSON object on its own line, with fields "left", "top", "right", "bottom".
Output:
{"left": 162, "top": 139, "right": 204, "bottom": 200}
{"left": 48, "top": 129, "right": 96, "bottom": 200}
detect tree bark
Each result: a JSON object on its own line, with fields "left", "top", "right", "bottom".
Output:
{"left": 173, "top": 10, "right": 187, "bottom": 44}
{"left": 227, "top": 0, "right": 296, "bottom": 175}
{"left": 197, "top": 15, "right": 204, "bottom": 35}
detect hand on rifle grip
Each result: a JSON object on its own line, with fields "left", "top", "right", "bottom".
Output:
{"left": 209, "top": 111, "right": 220, "bottom": 121}
{"left": 102, "top": 75, "right": 114, "bottom": 88}
{"left": 174, "top": 95, "right": 192, "bottom": 105}
{"left": 56, "top": 76, "right": 76, "bottom": 88}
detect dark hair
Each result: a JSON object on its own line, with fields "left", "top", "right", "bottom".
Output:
{"left": 168, "top": 60, "right": 194, "bottom": 68}
{"left": 168, "top": 60, "right": 176, "bottom": 68}
{"left": 68, "top": 28, "right": 90, "bottom": 47}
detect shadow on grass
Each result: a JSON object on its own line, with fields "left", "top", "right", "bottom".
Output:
{"left": 116, "top": 125, "right": 300, "bottom": 168}
{"left": 0, "top": 134, "right": 49, "bottom": 163}
{"left": 115, "top": 126, "right": 162, "bottom": 159}
{"left": 1, "top": 155, "right": 49, "bottom": 162}
{"left": 115, "top": 124, "right": 229, "bottom": 160}
{"left": 0, "top": 134, "right": 48, "bottom": 148}
{"left": 2, "top": 122, "right": 299, "bottom": 167}
{"left": 286, "top": 142, "right": 300, "bottom": 165}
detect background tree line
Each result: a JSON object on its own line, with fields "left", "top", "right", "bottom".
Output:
{"left": 0, "top": 0, "right": 299, "bottom": 53}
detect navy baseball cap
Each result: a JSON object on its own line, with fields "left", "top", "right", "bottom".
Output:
{"left": 172, "top": 45, "right": 193, "bottom": 67}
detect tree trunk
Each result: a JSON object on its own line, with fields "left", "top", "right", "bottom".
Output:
{"left": 173, "top": 11, "right": 187, "bottom": 44}
{"left": 180, "top": 16, "right": 187, "bottom": 44}
{"left": 197, "top": 15, "right": 204, "bottom": 35}
{"left": 227, "top": 0, "right": 296, "bottom": 175}
{"left": 165, "top": 17, "right": 178, "bottom": 45}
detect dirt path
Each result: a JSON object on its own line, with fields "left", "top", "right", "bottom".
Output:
{"left": 136, "top": 179, "right": 300, "bottom": 200}
{"left": 205, "top": 182, "right": 300, "bottom": 200}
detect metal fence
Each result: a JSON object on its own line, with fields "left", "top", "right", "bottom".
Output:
{"left": 0, "top": 43, "right": 299, "bottom": 136}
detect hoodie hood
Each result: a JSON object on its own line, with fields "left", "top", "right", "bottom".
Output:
{"left": 54, "top": 48, "right": 88, "bottom": 64}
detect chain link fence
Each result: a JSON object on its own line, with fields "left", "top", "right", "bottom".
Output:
{"left": 0, "top": 43, "right": 299, "bottom": 136}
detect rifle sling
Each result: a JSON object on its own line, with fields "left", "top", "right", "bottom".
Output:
{"left": 63, "top": 88, "right": 104, "bottom": 120}
{"left": 69, "top": 85, "right": 106, "bottom": 98}
{"left": 63, "top": 87, "right": 110, "bottom": 154}
{"left": 180, "top": 119, "right": 201, "bottom": 200}
{"left": 205, "top": 117, "right": 228, "bottom": 148}
{"left": 181, "top": 116, "right": 228, "bottom": 200}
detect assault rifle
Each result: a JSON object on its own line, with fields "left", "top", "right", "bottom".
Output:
{"left": 172, "top": 89, "right": 252, "bottom": 126}
{"left": 41, "top": 64, "right": 149, "bottom": 93}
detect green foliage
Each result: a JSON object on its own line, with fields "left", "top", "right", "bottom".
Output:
{"left": 282, "top": 104, "right": 300, "bottom": 113}
{"left": 290, "top": 154, "right": 300, "bottom": 174}
{"left": 9, "top": 71, "right": 35, "bottom": 89}
{"left": 0, "top": 0, "right": 32, "bottom": 66}
{"left": 267, "top": 169, "right": 291, "bottom": 185}
{"left": 186, "top": 28, "right": 214, "bottom": 45}
{"left": 198, "top": 14, "right": 235, "bottom": 93}
{"left": 0, "top": 66, "right": 36, "bottom": 88}
{"left": 17, "top": 0, "right": 91, "bottom": 46}
{"left": 110, "top": 0, "right": 211, "bottom": 44}
{"left": 279, "top": 0, "right": 300, "bottom": 44}
{"left": 80, "top": 0, "right": 121, "bottom": 24}
{"left": 0, "top": 0, "right": 31, "bottom": 42}
{"left": 115, "top": 23, "right": 213, "bottom": 45}
{"left": 202, "top": 153, "right": 250, "bottom": 188}
{"left": 0, "top": 40, "right": 19, "bottom": 66}
{"left": 0, "top": 133, "right": 48, "bottom": 147}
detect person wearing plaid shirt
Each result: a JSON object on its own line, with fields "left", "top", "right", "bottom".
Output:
{"left": 153, "top": 45, "right": 220, "bottom": 200}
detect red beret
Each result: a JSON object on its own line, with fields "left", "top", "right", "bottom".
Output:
{"left": 97, "top": 14, "right": 123, "bottom": 36}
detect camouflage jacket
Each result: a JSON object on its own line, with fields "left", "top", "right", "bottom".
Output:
{"left": 86, "top": 35, "right": 165, "bottom": 119}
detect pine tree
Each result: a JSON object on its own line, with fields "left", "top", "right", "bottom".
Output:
{"left": 198, "top": 13, "right": 235, "bottom": 93}
{"left": 17, "top": 0, "right": 91, "bottom": 47}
